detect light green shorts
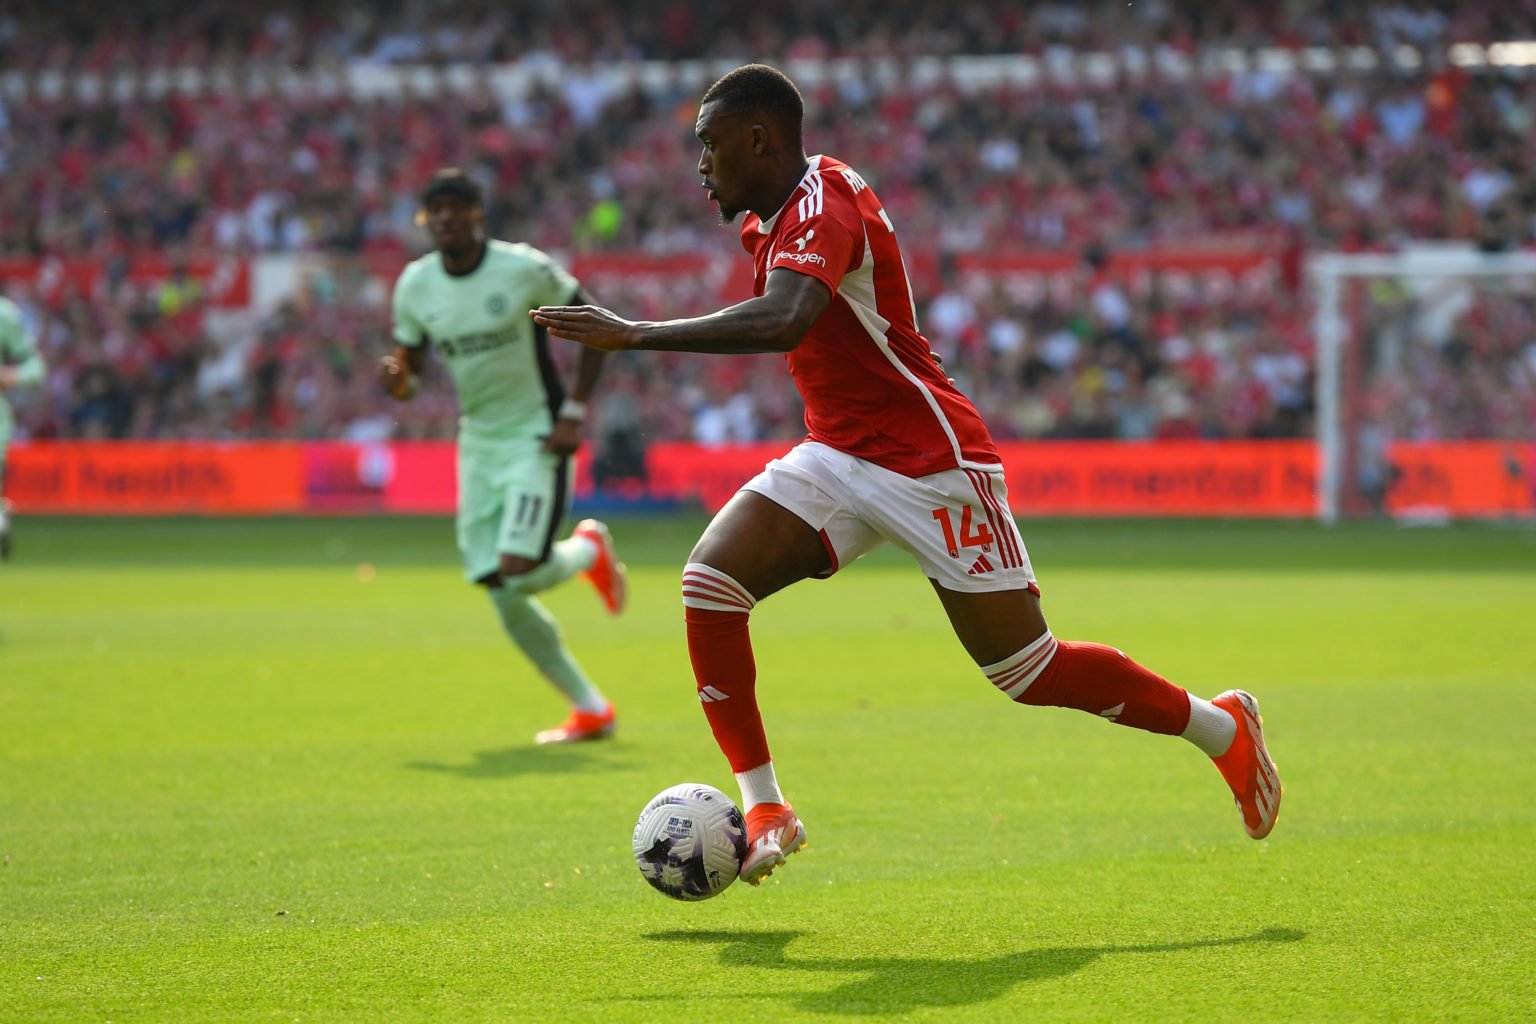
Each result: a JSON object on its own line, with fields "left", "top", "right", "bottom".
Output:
{"left": 456, "top": 441, "right": 573, "bottom": 581}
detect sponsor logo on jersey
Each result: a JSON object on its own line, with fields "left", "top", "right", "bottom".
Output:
{"left": 436, "top": 327, "right": 519, "bottom": 358}
{"left": 774, "top": 249, "right": 828, "bottom": 267}
{"left": 793, "top": 229, "right": 815, "bottom": 251}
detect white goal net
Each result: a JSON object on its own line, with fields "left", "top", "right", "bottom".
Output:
{"left": 1310, "top": 248, "right": 1536, "bottom": 523}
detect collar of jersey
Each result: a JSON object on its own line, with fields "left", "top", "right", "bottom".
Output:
{"left": 756, "top": 154, "right": 824, "bottom": 234}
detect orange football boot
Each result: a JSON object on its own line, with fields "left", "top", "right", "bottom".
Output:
{"left": 534, "top": 704, "right": 616, "bottom": 745}
{"left": 740, "top": 802, "right": 807, "bottom": 885}
{"left": 1211, "top": 689, "right": 1282, "bottom": 839}
{"left": 572, "top": 519, "right": 627, "bottom": 615}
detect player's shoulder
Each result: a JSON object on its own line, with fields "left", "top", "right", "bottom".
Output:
{"left": 781, "top": 155, "right": 869, "bottom": 233}
{"left": 394, "top": 250, "right": 441, "bottom": 291}
{"left": 488, "top": 238, "right": 555, "bottom": 269}
{"left": 812, "top": 154, "right": 873, "bottom": 202}
{"left": 491, "top": 238, "right": 576, "bottom": 281}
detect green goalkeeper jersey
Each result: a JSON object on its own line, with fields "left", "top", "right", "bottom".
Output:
{"left": 0, "top": 296, "right": 45, "bottom": 449}
{"left": 392, "top": 240, "right": 580, "bottom": 447}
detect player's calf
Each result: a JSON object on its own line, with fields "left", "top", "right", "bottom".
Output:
{"left": 984, "top": 631, "right": 1192, "bottom": 735}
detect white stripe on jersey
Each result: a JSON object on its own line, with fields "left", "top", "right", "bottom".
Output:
{"left": 837, "top": 222, "right": 970, "bottom": 469}
{"left": 796, "top": 171, "right": 823, "bottom": 222}
{"left": 875, "top": 208, "right": 923, "bottom": 334}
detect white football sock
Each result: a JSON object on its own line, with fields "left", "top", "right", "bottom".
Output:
{"left": 735, "top": 762, "right": 785, "bottom": 812}
{"left": 1183, "top": 694, "right": 1238, "bottom": 756}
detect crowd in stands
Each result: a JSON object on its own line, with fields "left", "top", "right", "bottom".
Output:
{"left": 3, "top": 1, "right": 1524, "bottom": 67}
{"left": 1, "top": 1, "right": 1534, "bottom": 459}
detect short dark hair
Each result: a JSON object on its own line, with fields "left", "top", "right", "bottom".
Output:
{"left": 701, "top": 64, "right": 804, "bottom": 134}
{"left": 420, "top": 168, "right": 484, "bottom": 209}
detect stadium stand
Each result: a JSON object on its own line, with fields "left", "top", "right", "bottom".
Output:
{"left": 0, "top": 1, "right": 1531, "bottom": 455}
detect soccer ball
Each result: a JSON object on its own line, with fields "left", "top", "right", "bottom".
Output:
{"left": 632, "top": 783, "right": 747, "bottom": 901}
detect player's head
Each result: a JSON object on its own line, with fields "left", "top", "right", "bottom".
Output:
{"left": 416, "top": 169, "right": 486, "bottom": 257}
{"left": 696, "top": 64, "right": 805, "bottom": 224}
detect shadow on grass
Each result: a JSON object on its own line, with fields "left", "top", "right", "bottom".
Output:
{"left": 630, "top": 926, "right": 1304, "bottom": 1015}
{"left": 406, "top": 742, "right": 632, "bottom": 780}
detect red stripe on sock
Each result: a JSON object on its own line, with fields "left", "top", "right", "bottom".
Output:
{"left": 987, "top": 640, "right": 1057, "bottom": 692}
{"left": 682, "top": 575, "right": 753, "bottom": 609}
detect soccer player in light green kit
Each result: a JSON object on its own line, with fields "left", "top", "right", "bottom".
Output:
{"left": 381, "top": 170, "right": 627, "bottom": 744}
{"left": 0, "top": 293, "right": 45, "bottom": 563}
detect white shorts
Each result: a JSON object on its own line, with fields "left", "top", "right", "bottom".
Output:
{"left": 742, "top": 441, "right": 1037, "bottom": 594}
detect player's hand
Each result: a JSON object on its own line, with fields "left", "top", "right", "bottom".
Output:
{"left": 930, "top": 350, "right": 955, "bottom": 384}
{"left": 543, "top": 416, "right": 583, "bottom": 456}
{"left": 529, "top": 305, "right": 641, "bottom": 352}
{"left": 379, "top": 355, "right": 416, "bottom": 400}
{"left": 0, "top": 367, "right": 16, "bottom": 391}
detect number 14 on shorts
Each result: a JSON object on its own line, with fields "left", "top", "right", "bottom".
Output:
{"left": 930, "top": 505, "right": 994, "bottom": 558}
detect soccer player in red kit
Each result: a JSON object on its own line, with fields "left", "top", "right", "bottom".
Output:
{"left": 532, "top": 64, "right": 1281, "bottom": 885}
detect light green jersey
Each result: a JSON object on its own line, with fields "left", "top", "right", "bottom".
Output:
{"left": 392, "top": 239, "right": 579, "bottom": 446}
{"left": 0, "top": 296, "right": 45, "bottom": 450}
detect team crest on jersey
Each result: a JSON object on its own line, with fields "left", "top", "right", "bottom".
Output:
{"left": 485, "top": 293, "right": 508, "bottom": 316}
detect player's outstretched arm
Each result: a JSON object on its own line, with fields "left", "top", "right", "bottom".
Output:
{"left": 530, "top": 269, "right": 831, "bottom": 355}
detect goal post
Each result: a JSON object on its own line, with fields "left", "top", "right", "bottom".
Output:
{"left": 1309, "top": 248, "right": 1536, "bottom": 523}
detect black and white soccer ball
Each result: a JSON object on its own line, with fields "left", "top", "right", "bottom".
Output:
{"left": 632, "top": 783, "right": 747, "bottom": 901}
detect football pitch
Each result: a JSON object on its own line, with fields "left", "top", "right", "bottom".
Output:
{"left": 2, "top": 515, "right": 1533, "bottom": 1023}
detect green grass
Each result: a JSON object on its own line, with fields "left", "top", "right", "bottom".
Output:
{"left": 2, "top": 516, "right": 1534, "bottom": 1022}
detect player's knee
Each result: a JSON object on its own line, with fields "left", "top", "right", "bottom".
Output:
{"left": 499, "top": 553, "right": 543, "bottom": 586}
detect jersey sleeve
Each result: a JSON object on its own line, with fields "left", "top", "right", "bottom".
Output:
{"left": 527, "top": 248, "right": 581, "bottom": 307}
{"left": 0, "top": 298, "right": 45, "bottom": 386}
{"left": 391, "top": 267, "right": 427, "bottom": 348}
{"left": 765, "top": 198, "right": 862, "bottom": 296}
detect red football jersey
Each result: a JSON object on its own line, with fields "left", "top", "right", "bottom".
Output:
{"left": 741, "top": 155, "right": 1000, "bottom": 477}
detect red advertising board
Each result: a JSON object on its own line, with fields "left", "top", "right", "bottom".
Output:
{"left": 1385, "top": 442, "right": 1534, "bottom": 519}
{"left": 0, "top": 255, "right": 252, "bottom": 308}
{"left": 642, "top": 440, "right": 1318, "bottom": 516}
{"left": 6, "top": 440, "right": 1530, "bottom": 518}
{"left": 7, "top": 442, "right": 305, "bottom": 513}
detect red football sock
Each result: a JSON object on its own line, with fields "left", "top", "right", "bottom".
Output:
{"left": 683, "top": 564, "right": 769, "bottom": 772}
{"left": 986, "top": 633, "right": 1191, "bottom": 735}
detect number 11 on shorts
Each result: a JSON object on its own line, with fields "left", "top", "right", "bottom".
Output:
{"left": 930, "top": 505, "right": 995, "bottom": 559}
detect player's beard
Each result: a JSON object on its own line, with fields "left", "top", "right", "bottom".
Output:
{"left": 717, "top": 204, "right": 742, "bottom": 225}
